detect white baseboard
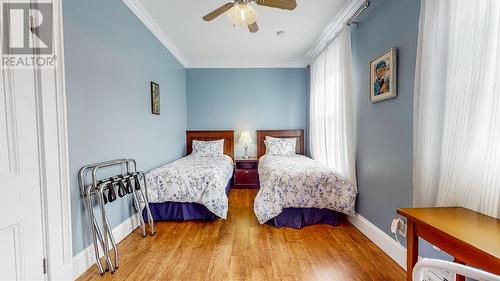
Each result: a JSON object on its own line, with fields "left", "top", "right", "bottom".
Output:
{"left": 72, "top": 213, "right": 141, "bottom": 279}
{"left": 347, "top": 213, "right": 407, "bottom": 271}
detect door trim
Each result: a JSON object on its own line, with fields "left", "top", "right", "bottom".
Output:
{"left": 35, "top": 0, "right": 73, "bottom": 279}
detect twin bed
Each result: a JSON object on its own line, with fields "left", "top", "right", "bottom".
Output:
{"left": 142, "top": 131, "right": 234, "bottom": 221}
{"left": 254, "top": 130, "right": 356, "bottom": 228}
{"left": 141, "top": 130, "right": 356, "bottom": 228}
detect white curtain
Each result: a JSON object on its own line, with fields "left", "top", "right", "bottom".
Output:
{"left": 414, "top": 0, "right": 500, "bottom": 218}
{"left": 309, "top": 28, "right": 357, "bottom": 191}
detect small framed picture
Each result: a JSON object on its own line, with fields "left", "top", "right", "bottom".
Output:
{"left": 370, "top": 47, "right": 397, "bottom": 102}
{"left": 150, "top": 81, "right": 160, "bottom": 115}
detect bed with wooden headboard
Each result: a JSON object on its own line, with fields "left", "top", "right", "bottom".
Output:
{"left": 186, "top": 130, "right": 234, "bottom": 159}
{"left": 256, "top": 130, "right": 304, "bottom": 158}
{"left": 144, "top": 130, "right": 235, "bottom": 222}
{"left": 254, "top": 129, "right": 356, "bottom": 229}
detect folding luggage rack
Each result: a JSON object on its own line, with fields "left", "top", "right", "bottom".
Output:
{"left": 78, "top": 158, "right": 155, "bottom": 275}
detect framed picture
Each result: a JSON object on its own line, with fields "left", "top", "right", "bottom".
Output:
{"left": 150, "top": 81, "right": 160, "bottom": 115}
{"left": 370, "top": 47, "right": 397, "bottom": 102}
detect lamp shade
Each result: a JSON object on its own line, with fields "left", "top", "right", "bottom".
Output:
{"left": 239, "top": 131, "right": 253, "bottom": 143}
{"left": 227, "top": 3, "right": 257, "bottom": 26}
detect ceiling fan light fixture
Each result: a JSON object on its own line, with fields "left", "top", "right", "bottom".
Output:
{"left": 227, "top": 3, "right": 257, "bottom": 26}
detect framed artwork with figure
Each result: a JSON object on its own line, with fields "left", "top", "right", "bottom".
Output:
{"left": 151, "top": 81, "right": 160, "bottom": 115}
{"left": 370, "top": 47, "right": 397, "bottom": 102}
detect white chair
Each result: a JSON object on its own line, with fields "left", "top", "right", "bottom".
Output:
{"left": 413, "top": 258, "right": 500, "bottom": 281}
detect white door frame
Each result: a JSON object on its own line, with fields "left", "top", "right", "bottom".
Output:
{"left": 34, "top": 0, "right": 73, "bottom": 279}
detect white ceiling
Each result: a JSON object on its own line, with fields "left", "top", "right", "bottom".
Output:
{"left": 135, "top": 0, "right": 349, "bottom": 68}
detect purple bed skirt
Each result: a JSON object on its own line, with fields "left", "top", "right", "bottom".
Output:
{"left": 142, "top": 180, "right": 232, "bottom": 222}
{"left": 266, "top": 208, "right": 342, "bottom": 229}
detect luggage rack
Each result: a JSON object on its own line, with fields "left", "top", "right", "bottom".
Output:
{"left": 78, "top": 158, "right": 155, "bottom": 275}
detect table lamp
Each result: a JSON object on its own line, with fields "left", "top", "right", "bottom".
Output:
{"left": 238, "top": 131, "right": 252, "bottom": 159}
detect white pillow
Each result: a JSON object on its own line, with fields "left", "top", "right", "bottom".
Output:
{"left": 192, "top": 139, "right": 224, "bottom": 157}
{"left": 264, "top": 137, "right": 296, "bottom": 156}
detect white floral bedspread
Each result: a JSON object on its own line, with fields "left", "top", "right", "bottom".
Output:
{"left": 254, "top": 155, "right": 356, "bottom": 224}
{"left": 142, "top": 155, "right": 233, "bottom": 219}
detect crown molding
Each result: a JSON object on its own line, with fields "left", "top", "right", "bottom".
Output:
{"left": 124, "top": 0, "right": 364, "bottom": 69}
{"left": 302, "top": 0, "right": 366, "bottom": 66}
{"left": 123, "top": 0, "right": 190, "bottom": 67}
{"left": 187, "top": 62, "right": 307, "bottom": 69}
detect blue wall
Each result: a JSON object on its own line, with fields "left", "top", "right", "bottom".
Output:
{"left": 64, "top": 0, "right": 187, "bottom": 254}
{"left": 352, "top": 0, "right": 417, "bottom": 242}
{"left": 187, "top": 68, "right": 308, "bottom": 157}
{"left": 351, "top": 0, "right": 449, "bottom": 259}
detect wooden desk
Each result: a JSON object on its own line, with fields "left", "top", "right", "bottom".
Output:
{"left": 397, "top": 207, "right": 500, "bottom": 281}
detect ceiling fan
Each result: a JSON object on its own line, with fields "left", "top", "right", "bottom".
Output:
{"left": 202, "top": 0, "right": 297, "bottom": 33}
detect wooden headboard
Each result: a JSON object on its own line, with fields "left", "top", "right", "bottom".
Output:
{"left": 186, "top": 130, "right": 234, "bottom": 159}
{"left": 256, "top": 130, "right": 305, "bottom": 158}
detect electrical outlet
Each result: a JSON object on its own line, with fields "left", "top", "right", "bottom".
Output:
{"left": 398, "top": 219, "right": 407, "bottom": 237}
{"left": 391, "top": 218, "right": 407, "bottom": 237}
{"left": 391, "top": 218, "right": 399, "bottom": 233}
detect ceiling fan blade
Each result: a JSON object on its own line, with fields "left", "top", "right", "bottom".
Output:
{"left": 254, "top": 0, "right": 297, "bottom": 10}
{"left": 202, "top": 3, "right": 234, "bottom": 21}
{"left": 248, "top": 22, "right": 259, "bottom": 33}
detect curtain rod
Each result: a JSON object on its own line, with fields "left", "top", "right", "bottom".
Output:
{"left": 346, "top": 0, "right": 370, "bottom": 26}
{"left": 305, "top": 0, "right": 371, "bottom": 66}
{"left": 321, "top": 0, "right": 372, "bottom": 52}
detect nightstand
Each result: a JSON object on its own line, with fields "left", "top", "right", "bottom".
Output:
{"left": 234, "top": 158, "right": 259, "bottom": 188}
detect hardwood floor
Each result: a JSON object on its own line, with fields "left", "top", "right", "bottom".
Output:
{"left": 77, "top": 189, "right": 405, "bottom": 281}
